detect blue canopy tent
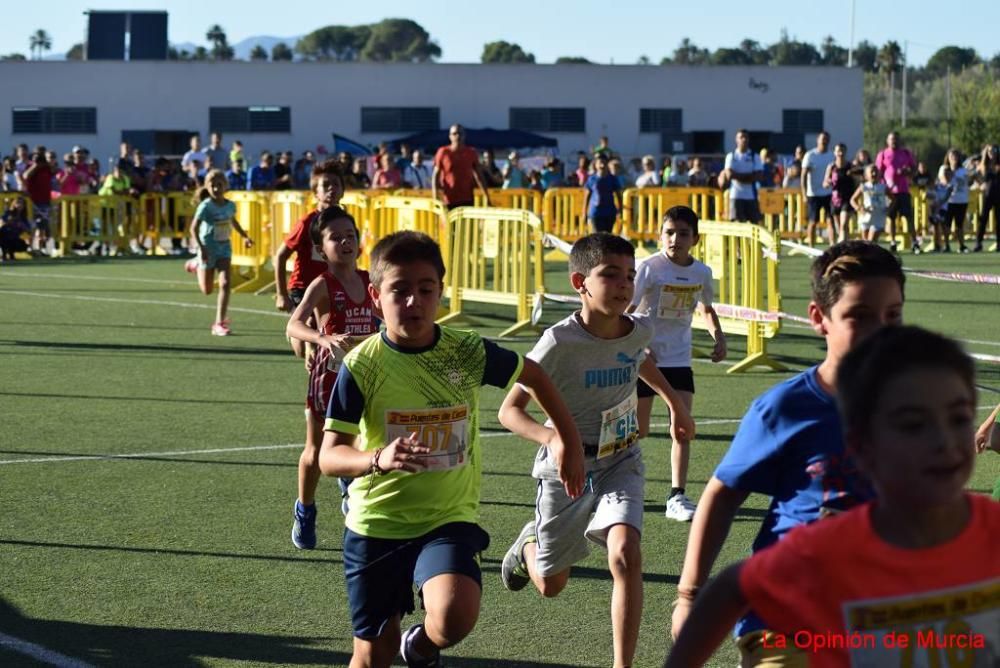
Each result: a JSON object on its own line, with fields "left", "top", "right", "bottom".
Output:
{"left": 386, "top": 128, "right": 557, "bottom": 154}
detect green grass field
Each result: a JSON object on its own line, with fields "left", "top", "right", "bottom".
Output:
{"left": 1, "top": 249, "right": 998, "bottom": 667}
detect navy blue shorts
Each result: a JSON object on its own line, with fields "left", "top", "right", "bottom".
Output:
{"left": 343, "top": 521, "right": 490, "bottom": 639}
{"left": 636, "top": 366, "right": 695, "bottom": 398}
{"left": 807, "top": 195, "right": 832, "bottom": 223}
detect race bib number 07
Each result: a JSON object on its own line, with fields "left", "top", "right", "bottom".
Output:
{"left": 385, "top": 405, "right": 470, "bottom": 472}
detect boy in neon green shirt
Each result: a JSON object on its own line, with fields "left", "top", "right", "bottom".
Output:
{"left": 319, "top": 231, "right": 582, "bottom": 668}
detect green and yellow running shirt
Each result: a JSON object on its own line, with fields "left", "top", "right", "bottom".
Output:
{"left": 325, "top": 325, "right": 523, "bottom": 539}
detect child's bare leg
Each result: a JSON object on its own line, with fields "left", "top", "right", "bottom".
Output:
{"left": 607, "top": 523, "right": 642, "bottom": 668}
{"left": 298, "top": 413, "right": 323, "bottom": 505}
{"left": 216, "top": 260, "right": 232, "bottom": 323}
{"left": 523, "top": 542, "right": 570, "bottom": 598}
{"left": 419, "top": 573, "right": 480, "bottom": 651}
{"left": 197, "top": 267, "right": 215, "bottom": 295}
{"left": 350, "top": 616, "right": 401, "bottom": 668}
{"left": 670, "top": 391, "right": 695, "bottom": 490}
{"left": 838, "top": 212, "right": 849, "bottom": 242}
{"left": 636, "top": 396, "right": 654, "bottom": 438}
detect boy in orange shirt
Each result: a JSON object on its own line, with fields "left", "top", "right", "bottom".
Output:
{"left": 665, "top": 326, "right": 1000, "bottom": 668}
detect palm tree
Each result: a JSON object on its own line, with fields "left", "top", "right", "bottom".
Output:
{"left": 29, "top": 29, "right": 52, "bottom": 60}
{"left": 205, "top": 24, "right": 230, "bottom": 60}
{"left": 877, "top": 41, "right": 903, "bottom": 86}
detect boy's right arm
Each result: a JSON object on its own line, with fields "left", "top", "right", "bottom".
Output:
{"left": 671, "top": 476, "right": 750, "bottom": 640}
{"left": 664, "top": 563, "right": 749, "bottom": 668}
{"left": 273, "top": 244, "right": 293, "bottom": 311}
{"left": 500, "top": 358, "right": 585, "bottom": 499}
{"left": 975, "top": 403, "right": 1000, "bottom": 454}
{"left": 850, "top": 184, "right": 864, "bottom": 212}
{"left": 286, "top": 275, "right": 335, "bottom": 348}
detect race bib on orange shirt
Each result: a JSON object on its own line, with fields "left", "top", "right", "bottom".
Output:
{"left": 841, "top": 578, "right": 1000, "bottom": 667}
{"left": 657, "top": 284, "right": 701, "bottom": 320}
{"left": 384, "top": 405, "right": 470, "bottom": 472}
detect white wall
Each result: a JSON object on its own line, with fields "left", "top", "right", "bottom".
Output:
{"left": 0, "top": 62, "right": 863, "bottom": 164}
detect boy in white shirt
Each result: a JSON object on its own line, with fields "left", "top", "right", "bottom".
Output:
{"left": 628, "top": 206, "right": 726, "bottom": 521}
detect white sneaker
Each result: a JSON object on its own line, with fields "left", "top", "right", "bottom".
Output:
{"left": 665, "top": 494, "right": 697, "bottom": 522}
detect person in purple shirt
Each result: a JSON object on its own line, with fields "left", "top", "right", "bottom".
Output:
{"left": 875, "top": 131, "right": 919, "bottom": 254}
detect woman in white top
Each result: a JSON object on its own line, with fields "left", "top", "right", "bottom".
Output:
{"left": 634, "top": 155, "right": 661, "bottom": 188}
{"left": 938, "top": 149, "right": 970, "bottom": 253}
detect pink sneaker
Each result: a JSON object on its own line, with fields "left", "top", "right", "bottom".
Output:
{"left": 185, "top": 258, "right": 198, "bottom": 273}
{"left": 211, "top": 322, "right": 231, "bottom": 336}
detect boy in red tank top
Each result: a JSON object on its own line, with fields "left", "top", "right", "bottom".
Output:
{"left": 286, "top": 206, "right": 379, "bottom": 549}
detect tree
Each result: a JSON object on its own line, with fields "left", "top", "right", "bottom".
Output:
{"left": 360, "top": 19, "right": 440, "bottom": 62}
{"left": 820, "top": 36, "right": 847, "bottom": 66}
{"left": 637, "top": 54, "right": 651, "bottom": 65}
{"left": 66, "top": 43, "right": 84, "bottom": 60}
{"left": 296, "top": 25, "right": 370, "bottom": 61}
{"left": 481, "top": 41, "right": 534, "bottom": 64}
{"left": 877, "top": 40, "right": 904, "bottom": 84}
{"left": 250, "top": 44, "right": 268, "bottom": 61}
{"left": 739, "top": 39, "right": 769, "bottom": 65}
{"left": 953, "top": 67, "right": 1000, "bottom": 154}
{"left": 925, "top": 46, "right": 980, "bottom": 77}
{"left": 672, "top": 38, "right": 709, "bottom": 65}
{"left": 711, "top": 48, "right": 751, "bottom": 65}
{"left": 193, "top": 46, "right": 209, "bottom": 61}
{"left": 206, "top": 24, "right": 233, "bottom": 60}
{"left": 853, "top": 40, "right": 878, "bottom": 72}
{"left": 2, "top": 53, "right": 27, "bottom": 61}
{"left": 768, "top": 29, "right": 820, "bottom": 65}
{"left": 555, "top": 56, "right": 591, "bottom": 64}
{"left": 29, "top": 29, "right": 52, "bottom": 60}
{"left": 271, "top": 42, "right": 293, "bottom": 61}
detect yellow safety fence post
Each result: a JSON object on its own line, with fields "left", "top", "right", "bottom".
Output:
{"left": 341, "top": 190, "right": 375, "bottom": 269}
{"left": 371, "top": 195, "right": 448, "bottom": 265}
{"left": 692, "top": 220, "right": 786, "bottom": 374}
{"left": 621, "top": 187, "right": 694, "bottom": 257}
{"left": 439, "top": 207, "right": 545, "bottom": 338}
{"left": 476, "top": 188, "right": 543, "bottom": 216}
{"left": 260, "top": 190, "right": 313, "bottom": 294}
{"left": 542, "top": 188, "right": 589, "bottom": 261}
{"left": 225, "top": 191, "right": 272, "bottom": 293}
{"left": 53, "top": 194, "right": 136, "bottom": 256}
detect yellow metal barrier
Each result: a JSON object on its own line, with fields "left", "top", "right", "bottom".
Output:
{"left": 621, "top": 188, "right": 697, "bottom": 243}
{"left": 690, "top": 221, "right": 785, "bottom": 374}
{"left": 341, "top": 190, "right": 375, "bottom": 269}
{"left": 476, "top": 188, "right": 543, "bottom": 216}
{"left": 439, "top": 207, "right": 545, "bottom": 338}
{"left": 391, "top": 189, "right": 433, "bottom": 199}
{"left": 371, "top": 196, "right": 448, "bottom": 264}
{"left": 225, "top": 191, "right": 272, "bottom": 292}
{"left": 52, "top": 195, "right": 140, "bottom": 257}
{"left": 139, "top": 192, "right": 197, "bottom": 254}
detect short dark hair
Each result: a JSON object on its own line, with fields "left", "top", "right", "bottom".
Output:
{"left": 663, "top": 205, "right": 699, "bottom": 236}
{"left": 836, "top": 325, "right": 975, "bottom": 440}
{"left": 811, "top": 241, "right": 905, "bottom": 314}
{"left": 309, "top": 206, "right": 359, "bottom": 246}
{"left": 369, "top": 231, "right": 445, "bottom": 287}
{"left": 310, "top": 158, "right": 345, "bottom": 191}
{"left": 569, "top": 233, "right": 634, "bottom": 275}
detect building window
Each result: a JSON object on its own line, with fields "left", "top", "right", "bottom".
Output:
{"left": 782, "top": 109, "right": 824, "bottom": 134}
{"left": 639, "top": 108, "right": 683, "bottom": 133}
{"left": 12, "top": 107, "right": 97, "bottom": 134}
{"left": 361, "top": 107, "right": 440, "bottom": 133}
{"left": 509, "top": 107, "right": 585, "bottom": 133}
{"left": 209, "top": 106, "right": 291, "bottom": 133}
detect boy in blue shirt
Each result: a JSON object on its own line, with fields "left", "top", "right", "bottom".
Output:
{"left": 582, "top": 153, "right": 623, "bottom": 234}
{"left": 671, "top": 240, "right": 905, "bottom": 666}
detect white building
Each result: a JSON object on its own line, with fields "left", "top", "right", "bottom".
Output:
{"left": 0, "top": 61, "right": 862, "bottom": 164}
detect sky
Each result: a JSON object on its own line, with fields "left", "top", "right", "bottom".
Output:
{"left": 4, "top": 0, "right": 999, "bottom": 65}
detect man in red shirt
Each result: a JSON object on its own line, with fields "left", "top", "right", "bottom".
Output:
{"left": 21, "top": 147, "right": 53, "bottom": 252}
{"left": 432, "top": 124, "right": 491, "bottom": 209}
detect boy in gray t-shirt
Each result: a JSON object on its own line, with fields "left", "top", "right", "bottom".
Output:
{"left": 498, "top": 233, "right": 695, "bottom": 668}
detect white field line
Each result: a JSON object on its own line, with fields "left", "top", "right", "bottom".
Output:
{"left": 0, "top": 270, "right": 189, "bottom": 285}
{"left": 0, "top": 421, "right": 747, "bottom": 466}
{"left": 0, "top": 631, "right": 95, "bottom": 668}
{"left": 0, "top": 289, "right": 285, "bottom": 318}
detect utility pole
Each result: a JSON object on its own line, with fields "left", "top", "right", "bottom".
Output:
{"left": 902, "top": 41, "right": 909, "bottom": 127}
{"left": 847, "top": 0, "right": 856, "bottom": 67}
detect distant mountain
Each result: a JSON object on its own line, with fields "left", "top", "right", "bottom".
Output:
{"left": 169, "top": 35, "right": 304, "bottom": 60}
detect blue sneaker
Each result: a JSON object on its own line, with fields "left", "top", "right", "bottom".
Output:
{"left": 400, "top": 624, "right": 439, "bottom": 667}
{"left": 292, "top": 501, "right": 317, "bottom": 550}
